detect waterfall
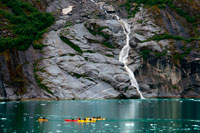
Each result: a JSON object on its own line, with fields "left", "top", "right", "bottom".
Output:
{"left": 117, "top": 18, "right": 145, "bottom": 99}
{"left": 89, "top": 0, "right": 145, "bottom": 99}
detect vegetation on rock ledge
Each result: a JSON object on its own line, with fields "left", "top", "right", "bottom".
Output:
{"left": 60, "top": 36, "right": 83, "bottom": 54}
{"left": 124, "top": 0, "right": 198, "bottom": 25}
{"left": 143, "top": 33, "right": 200, "bottom": 43}
{"left": 85, "top": 24, "right": 114, "bottom": 48}
{"left": 140, "top": 46, "right": 193, "bottom": 64}
{"left": 0, "top": 0, "right": 55, "bottom": 52}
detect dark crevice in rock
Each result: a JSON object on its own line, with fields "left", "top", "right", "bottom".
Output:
{"left": 0, "top": 66, "right": 7, "bottom": 98}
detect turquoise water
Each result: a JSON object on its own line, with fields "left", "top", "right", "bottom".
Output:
{"left": 0, "top": 99, "right": 200, "bottom": 132}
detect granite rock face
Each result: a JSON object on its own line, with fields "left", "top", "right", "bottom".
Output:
{"left": 0, "top": 47, "right": 49, "bottom": 100}
{"left": 36, "top": 19, "right": 140, "bottom": 99}
{"left": 128, "top": 6, "right": 200, "bottom": 98}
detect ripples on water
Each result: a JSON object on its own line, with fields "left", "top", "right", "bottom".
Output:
{"left": 0, "top": 99, "right": 200, "bottom": 132}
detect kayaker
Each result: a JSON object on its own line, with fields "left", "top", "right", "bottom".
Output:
{"left": 40, "top": 117, "right": 46, "bottom": 119}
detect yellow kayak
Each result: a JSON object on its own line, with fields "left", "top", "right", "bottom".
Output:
{"left": 78, "top": 120, "right": 96, "bottom": 123}
{"left": 92, "top": 118, "right": 106, "bottom": 121}
{"left": 38, "top": 118, "right": 48, "bottom": 122}
{"left": 86, "top": 117, "right": 106, "bottom": 121}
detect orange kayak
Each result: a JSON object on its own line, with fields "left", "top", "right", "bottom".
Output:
{"left": 38, "top": 118, "right": 48, "bottom": 122}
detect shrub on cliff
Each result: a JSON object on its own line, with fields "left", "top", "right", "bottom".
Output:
{"left": 0, "top": 0, "right": 55, "bottom": 52}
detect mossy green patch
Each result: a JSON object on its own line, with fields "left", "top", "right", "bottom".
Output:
{"left": 143, "top": 33, "right": 200, "bottom": 43}
{"left": 140, "top": 46, "right": 193, "bottom": 63}
{"left": 102, "top": 42, "right": 114, "bottom": 48}
{"left": 32, "top": 43, "right": 46, "bottom": 50}
{"left": 60, "top": 36, "right": 83, "bottom": 54}
{"left": 173, "top": 47, "right": 192, "bottom": 60}
{"left": 85, "top": 24, "right": 114, "bottom": 48}
{"left": 86, "top": 25, "right": 110, "bottom": 39}
{"left": 153, "top": 49, "right": 168, "bottom": 57}
{"left": 64, "top": 21, "right": 73, "bottom": 28}
{"left": 140, "top": 49, "right": 151, "bottom": 61}
{"left": 172, "top": 85, "right": 178, "bottom": 89}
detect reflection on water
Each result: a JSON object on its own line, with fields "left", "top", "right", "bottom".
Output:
{"left": 0, "top": 99, "right": 200, "bottom": 132}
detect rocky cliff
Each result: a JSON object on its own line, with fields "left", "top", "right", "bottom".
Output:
{"left": 0, "top": 0, "right": 199, "bottom": 100}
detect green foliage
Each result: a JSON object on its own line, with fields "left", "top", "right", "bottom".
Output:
{"left": 158, "top": 4, "right": 166, "bottom": 9}
{"left": 140, "top": 49, "right": 150, "bottom": 61}
{"left": 149, "top": 33, "right": 184, "bottom": 41}
{"left": 144, "top": 33, "right": 200, "bottom": 42}
{"left": 124, "top": 0, "right": 173, "bottom": 17}
{"left": 86, "top": 25, "right": 114, "bottom": 48}
{"left": 33, "top": 63, "right": 53, "bottom": 95}
{"left": 153, "top": 49, "right": 167, "bottom": 57}
{"left": 185, "top": 37, "right": 200, "bottom": 43}
{"left": 71, "top": 72, "right": 88, "bottom": 79}
{"left": 32, "top": 43, "right": 46, "bottom": 49}
{"left": 140, "top": 46, "right": 193, "bottom": 61}
{"left": 86, "top": 25, "right": 110, "bottom": 39}
{"left": 175, "top": 47, "right": 192, "bottom": 59}
{"left": 172, "top": 85, "right": 178, "bottom": 89}
{"left": 0, "top": 0, "right": 55, "bottom": 51}
{"left": 102, "top": 42, "right": 114, "bottom": 48}
{"left": 139, "top": 33, "right": 196, "bottom": 61}
{"left": 137, "top": 20, "right": 143, "bottom": 24}
{"left": 124, "top": 0, "right": 197, "bottom": 24}
{"left": 60, "top": 36, "right": 83, "bottom": 54}
{"left": 174, "top": 7, "right": 196, "bottom": 23}
{"left": 64, "top": 21, "right": 73, "bottom": 27}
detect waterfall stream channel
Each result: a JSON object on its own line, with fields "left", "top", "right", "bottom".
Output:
{"left": 90, "top": 0, "right": 145, "bottom": 99}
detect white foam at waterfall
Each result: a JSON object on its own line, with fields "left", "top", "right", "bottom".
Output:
{"left": 89, "top": 0, "right": 145, "bottom": 99}
{"left": 62, "top": 6, "right": 73, "bottom": 15}
{"left": 91, "top": 0, "right": 95, "bottom": 3}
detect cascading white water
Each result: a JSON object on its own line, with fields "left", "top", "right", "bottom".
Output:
{"left": 117, "top": 18, "right": 145, "bottom": 99}
{"left": 89, "top": 0, "right": 145, "bottom": 99}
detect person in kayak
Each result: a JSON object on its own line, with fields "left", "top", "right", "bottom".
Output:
{"left": 40, "top": 117, "right": 46, "bottom": 119}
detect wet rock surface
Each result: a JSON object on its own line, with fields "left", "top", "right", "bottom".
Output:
{"left": 0, "top": 48, "right": 49, "bottom": 100}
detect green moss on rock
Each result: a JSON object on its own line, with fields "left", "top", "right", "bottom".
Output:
{"left": 60, "top": 36, "right": 83, "bottom": 54}
{"left": 85, "top": 24, "right": 114, "bottom": 48}
{"left": 143, "top": 33, "right": 200, "bottom": 43}
{"left": 124, "top": 0, "right": 198, "bottom": 25}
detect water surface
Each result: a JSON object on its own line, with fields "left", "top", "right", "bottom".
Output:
{"left": 0, "top": 99, "right": 200, "bottom": 132}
